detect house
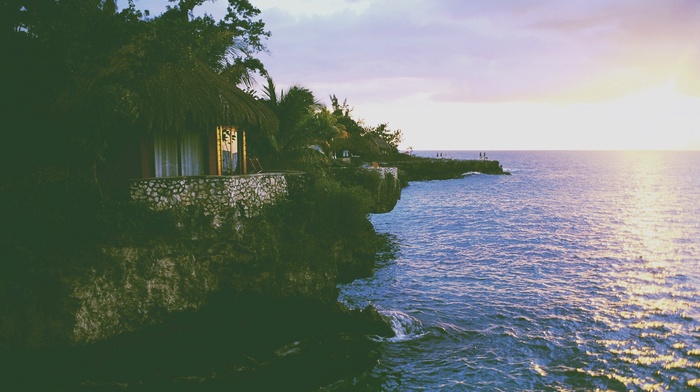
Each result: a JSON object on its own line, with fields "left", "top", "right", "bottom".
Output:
{"left": 98, "top": 60, "right": 278, "bottom": 199}
{"left": 369, "top": 135, "right": 393, "bottom": 154}
{"left": 135, "top": 62, "right": 277, "bottom": 179}
{"left": 139, "top": 126, "right": 247, "bottom": 178}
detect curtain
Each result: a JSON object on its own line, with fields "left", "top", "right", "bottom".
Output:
{"left": 180, "top": 132, "right": 203, "bottom": 176}
{"left": 153, "top": 132, "right": 204, "bottom": 177}
{"left": 153, "top": 135, "right": 179, "bottom": 177}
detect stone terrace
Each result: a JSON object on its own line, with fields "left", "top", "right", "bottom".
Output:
{"left": 130, "top": 173, "right": 299, "bottom": 218}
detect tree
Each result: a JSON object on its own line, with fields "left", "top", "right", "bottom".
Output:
{"left": 328, "top": 95, "right": 402, "bottom": 157}
{"left": 258, "top": 77, "right": 340, "bottom": 170}
{"left": 365, "top": 123, "right": 403, "bottom": 154}
{"left": 329, "top": 95, "right": 367, "bottom": 155}
{"left": 0, "top": 0, "right": 276, "bottom": 199}
{"left": 150, "top": 0, "right": 271, "bottom": 86}
{"left": 0, "top": 0, "right": 280, "bottom": 287}
{"left": 1, "top": 0, "right": 141, "bottom": 193}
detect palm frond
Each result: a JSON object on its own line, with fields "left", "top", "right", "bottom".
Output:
{"left": 137, "top": 59, "right": 278, "bottom": 135}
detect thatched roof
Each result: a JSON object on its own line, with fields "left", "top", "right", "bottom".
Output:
{"left": 139, "top": 60, "right": 278, "bottom": 135}
{"left": 370, "top": 134, "right": 392, "bottom": 151}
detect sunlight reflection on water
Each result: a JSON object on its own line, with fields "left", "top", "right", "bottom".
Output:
{"left": 337, "top": 151, "right": 700, "bottom": 391}
{"left": 587, "top": 153, "right": 700, "bottom": 391}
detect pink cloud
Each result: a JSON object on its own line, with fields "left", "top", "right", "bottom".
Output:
{"left": 259, "top": 0, "right": 700, "bottom": 103}
{"left": 119, "top": 1, "right": 700, "bottom": 102}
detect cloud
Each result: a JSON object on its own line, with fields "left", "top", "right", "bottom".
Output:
{"left": 111, "top": 1, "right": 700, "bottom": 150}
{"left": 121, "top": 1, "right": 700, "bottom": 103}
{"left": 258, "top": 0, "right": 700, "bottom": 104}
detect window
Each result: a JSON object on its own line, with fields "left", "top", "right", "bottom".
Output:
{"left": 220, "top": 127, "right": 238, "bottom": 174}
{"left": 153, "top": 132, "right": 205, "bottom": 177}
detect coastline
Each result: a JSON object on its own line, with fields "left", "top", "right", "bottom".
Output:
{"left": 0, "top": 155, "right": 505, "bottom": 389}
{"left": 387, "top": 155, "right": 509, "bottom": 183}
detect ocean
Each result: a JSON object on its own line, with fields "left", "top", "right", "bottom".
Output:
{"left": 333, "top": 151, "right": 700, "bottom": 391}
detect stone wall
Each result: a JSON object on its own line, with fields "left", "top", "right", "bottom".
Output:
{"left": 130, "top": 173, "right": 296, "bottom": 218}
{"left": 366, "top": 166, "right": 398, "bottom": 180}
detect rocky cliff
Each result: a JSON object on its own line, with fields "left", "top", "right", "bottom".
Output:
{"left": 0, "top": 172, "right": 400, "bottom": 389}
{"left": 2, "top": 174, "right": 393, "bottom": 347}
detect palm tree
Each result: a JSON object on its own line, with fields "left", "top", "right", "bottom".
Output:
{"left": 2, "top": 0, "right": 279, "bottom": 199}
{"left": 105, "top": 3, "right": 277, "bottom": 134}
{"left": 258, "top": 76, "right": 339, "bottom": 170}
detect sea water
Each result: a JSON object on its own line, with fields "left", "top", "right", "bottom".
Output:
{"left": 334, "top": 151, "right": 700, "bottom": 391}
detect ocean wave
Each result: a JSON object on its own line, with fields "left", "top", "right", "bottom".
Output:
{"left": 375, "top": 309, "right": 426, "bottom": 342}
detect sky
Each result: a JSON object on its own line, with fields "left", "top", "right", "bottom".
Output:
{"left": 126, "top": 0, "right": 700, "bottom": 150}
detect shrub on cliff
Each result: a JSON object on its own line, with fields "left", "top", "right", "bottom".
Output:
{"left": 237, "top": 175, "right": 378, "bottom": 285}
{"left": 0, "top": 174, "right": 383, "bottom": 349}
{"left": 330, "top": 167, "right": 400, "bottom": 212}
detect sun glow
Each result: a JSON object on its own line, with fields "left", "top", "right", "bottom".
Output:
{"left": 357, "top": 81, "right": 700, "bottom": 151}
{"left": 595, "top": 81, "right": 700, "bottom": 149}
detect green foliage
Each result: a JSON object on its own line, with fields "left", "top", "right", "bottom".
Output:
{"left": 328, "top": 95, "right": 402, "bottom": 157}
{"left": 0, "top": 172, "right": 381, "bottom": 311}
{"left": 380, "top": 154, "right": 507, "bottom": 181}
{"left": 366, "top": 123, "right": 403, "bottom": 153}
{"left": 256, "top": 77, "right": 342, "bottom": 172}
{"left": 1, "top": 0, "right": 274, "bottom": 201}
{"left": 331, "top": 168, "right": 401, "bottom": 213}
{"left": 254, "top": 175, "right": 373, "bottom": 248}
{"left": 332, "top": 167, "right": 381, "bottom": 189}
{"left": 330, "top": 95, "right": 365, "bottom": 152}
{"left": 217, "top": 173, "right": 379, "bottom": 284}
{"left": 1, "top": 189, "right": 179, "bottom": 280}
{"left": 125, "top": 0, "right": 270, "bottom": 74}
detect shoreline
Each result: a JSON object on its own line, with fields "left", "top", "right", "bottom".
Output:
{"left": 0, "top": 154, "right": 509, "bottom": 389}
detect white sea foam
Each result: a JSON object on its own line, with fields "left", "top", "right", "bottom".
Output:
{"left": 378, "top": 310, "right": 426, "bottom": 342}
